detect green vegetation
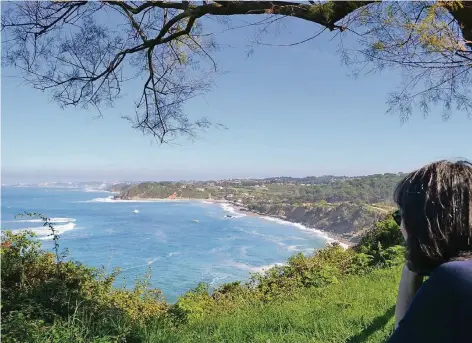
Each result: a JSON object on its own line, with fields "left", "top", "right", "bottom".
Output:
{"left": 154, "top": 266, "right": 401, "bottom": 343}
{"left": 113, "top": 174, "right": 404, "bottom": 204}
{"left": 1, "top": 228, "right": 168, "bottom": 343}
{"left": 2, "top": 213, "right": 405, "bottom": 343}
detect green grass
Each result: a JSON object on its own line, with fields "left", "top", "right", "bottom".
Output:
{"left": 142, "top": 266, "right": 401, "bottom": 343}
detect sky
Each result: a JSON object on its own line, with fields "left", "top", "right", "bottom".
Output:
{"left": 1, "top": 10, "right": 471, "bottom": 183}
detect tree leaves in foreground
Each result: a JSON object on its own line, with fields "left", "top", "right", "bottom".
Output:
{"left": 2, "top": 1, "right": 471, "bottom": 142}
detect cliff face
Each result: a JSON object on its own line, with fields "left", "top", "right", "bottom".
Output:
{"left": 246, "top": 202, "right": 386, "bottom": 242}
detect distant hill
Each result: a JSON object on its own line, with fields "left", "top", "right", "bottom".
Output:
{"left": 109, "top": 173, "right": 405, "bottom": 243}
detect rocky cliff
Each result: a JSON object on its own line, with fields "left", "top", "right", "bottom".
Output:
{"left": 245, "top": 202, "right": 389, "bottom": 243}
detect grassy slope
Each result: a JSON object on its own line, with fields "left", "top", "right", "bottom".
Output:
{"left": 146, "top": 266, "right": 401, "bottom": 343}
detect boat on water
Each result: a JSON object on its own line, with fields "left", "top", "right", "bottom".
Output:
{"left": 133, "top": 209, "right": 139, "bottom": 214}
{"left": 192, "top": 219, "right": 199, "bottom": 223}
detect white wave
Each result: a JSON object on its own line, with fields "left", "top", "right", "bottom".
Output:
{"left": 209, "top": 247, "right": 223, "bottom": 254}
{"left": 227, "top": 261, "right": 286, "bottom": 273}
{"left": 147, "top": 257, "right": 159, "bottom": 265}
{"left": 124, "top": 257, "right": 161, "bottom": 270}
{"left": 83, "top": 188, "right": 107, "bottom": 193}
{"left": 251, "top": 263, "right": 286, "bottom": 273}
{"left": 286, "top": 245, "right": 303, "bottom": 252}
{"left": 220, "top": 203, "right": 246, "bottom": 218}
{"left": 13, "top": 222, "right": 77, "bottom": 240}
{"left": 208, "top": 272, "right": 234, "bottom": 288}
{"left": 7, "top": 217, "right": 76, "bottom": 224}
{"left": 259, "top": 216, "right": 348, "bottom": 249}
{"left": 51, "top": 217, "right": 76, "bottom": 223}
{"left": 220, "top": 235, "right": 239, "bottom": 242}
{"left": 288, "top": 235, "right": 308, "bottom": 241}
{"left": 8, "top": 219, "right": 44, "bottom": 223}
{"left": 83, "top": 196, "right": 115, "bottom": 203}
{"left": 154, "top": 230, "right": 167, "bottom": 243}
{"left": 304, "top": 247, "right": 316, "bottom": 254}
{"left": 245, "top": 229, "right": 286, "bottom": 247}
{"left": 167, "top": 251, "right": 181, "bottom": 257}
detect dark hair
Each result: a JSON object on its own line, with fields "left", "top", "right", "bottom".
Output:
{"left": 394, "top": 160, "right": 472, "bottom": 275}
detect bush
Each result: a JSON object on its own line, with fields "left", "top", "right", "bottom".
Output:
{"left": 355, "top": 215, "right": 405, "bottom": 265}
{"left": 171, "top": 283, "right": 214, "bottom": 323}
{"left": 356, "top": 216, "right": 404, "bottom": 252}
{"left": 246, "top": 244, "right": 358, "bottom": 301}
{"left": 1, "top": 228, "right": 167, "bottom": 343}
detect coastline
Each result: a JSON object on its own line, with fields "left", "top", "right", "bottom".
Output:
{"left": 111, "top": 196, "right": 354, "bottom": 249}
{"left": 224, "top": 201, "right": 353, "bottom": 249}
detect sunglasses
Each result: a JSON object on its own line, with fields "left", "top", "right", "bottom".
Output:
{"left": 393, "top": 209, "right": 402, "bottom": 226}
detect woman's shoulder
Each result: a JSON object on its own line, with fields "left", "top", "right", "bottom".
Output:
{"left": 435, "top": 258, "right": 472, "bottom": 273}
{"left": 429, "top": 258, "right": 472, "bottom": 289}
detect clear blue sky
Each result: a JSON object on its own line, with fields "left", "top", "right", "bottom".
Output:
{"left": 1, "top": 14, "right": 471, "bottom": 183}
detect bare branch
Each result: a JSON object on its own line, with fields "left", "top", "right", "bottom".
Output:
{"left": 2, "top": 0, "right": 471, "bottom": 143}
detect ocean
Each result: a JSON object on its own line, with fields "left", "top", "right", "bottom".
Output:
{"left": 1, "top": 186, "right": 330, "bottom": 302}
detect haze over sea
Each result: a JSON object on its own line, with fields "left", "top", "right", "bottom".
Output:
{"left": 1, "top": 186, "right": 330, "bottom": 302}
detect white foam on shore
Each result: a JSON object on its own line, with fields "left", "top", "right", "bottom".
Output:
{"left": 220, "top": 203, "right": 247, "bottom": 218}
{"left": 259, "top": 215, "right": 349, "bottom": 249}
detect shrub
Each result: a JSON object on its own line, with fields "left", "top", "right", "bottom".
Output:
{"left": 171, "top": 283, "right": 214, "bottom": 323}
{"left": 1, "top": 227, "right": 167, "bottom": 342}
{"left": 354, "top": 215, "right": 405, "bottom": 269}
{"left": 246, "top": 244, "right": 358, "bottom": 301}
{"left": 348, "top": 253, "right": 374, "bottom": 275}
{"left": 356, "top": 216, "right": 404, "bottom": 252}
{"left": 1, "top": 311, "right": 126, "bottom": 343}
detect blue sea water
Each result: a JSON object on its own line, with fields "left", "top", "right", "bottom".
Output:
{"left": 1, "top": 186, "right": 330, "bottom": 302}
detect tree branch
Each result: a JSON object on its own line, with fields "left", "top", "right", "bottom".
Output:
{"left": 2, "top": 1, "right": 471, "bottom": 142}
{"left": 440, "top": 1, "right": 472, "bottom": 49}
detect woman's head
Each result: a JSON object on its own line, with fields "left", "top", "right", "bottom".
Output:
{"left": 394, "top": 160, "right": 472, "bottom": 275}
